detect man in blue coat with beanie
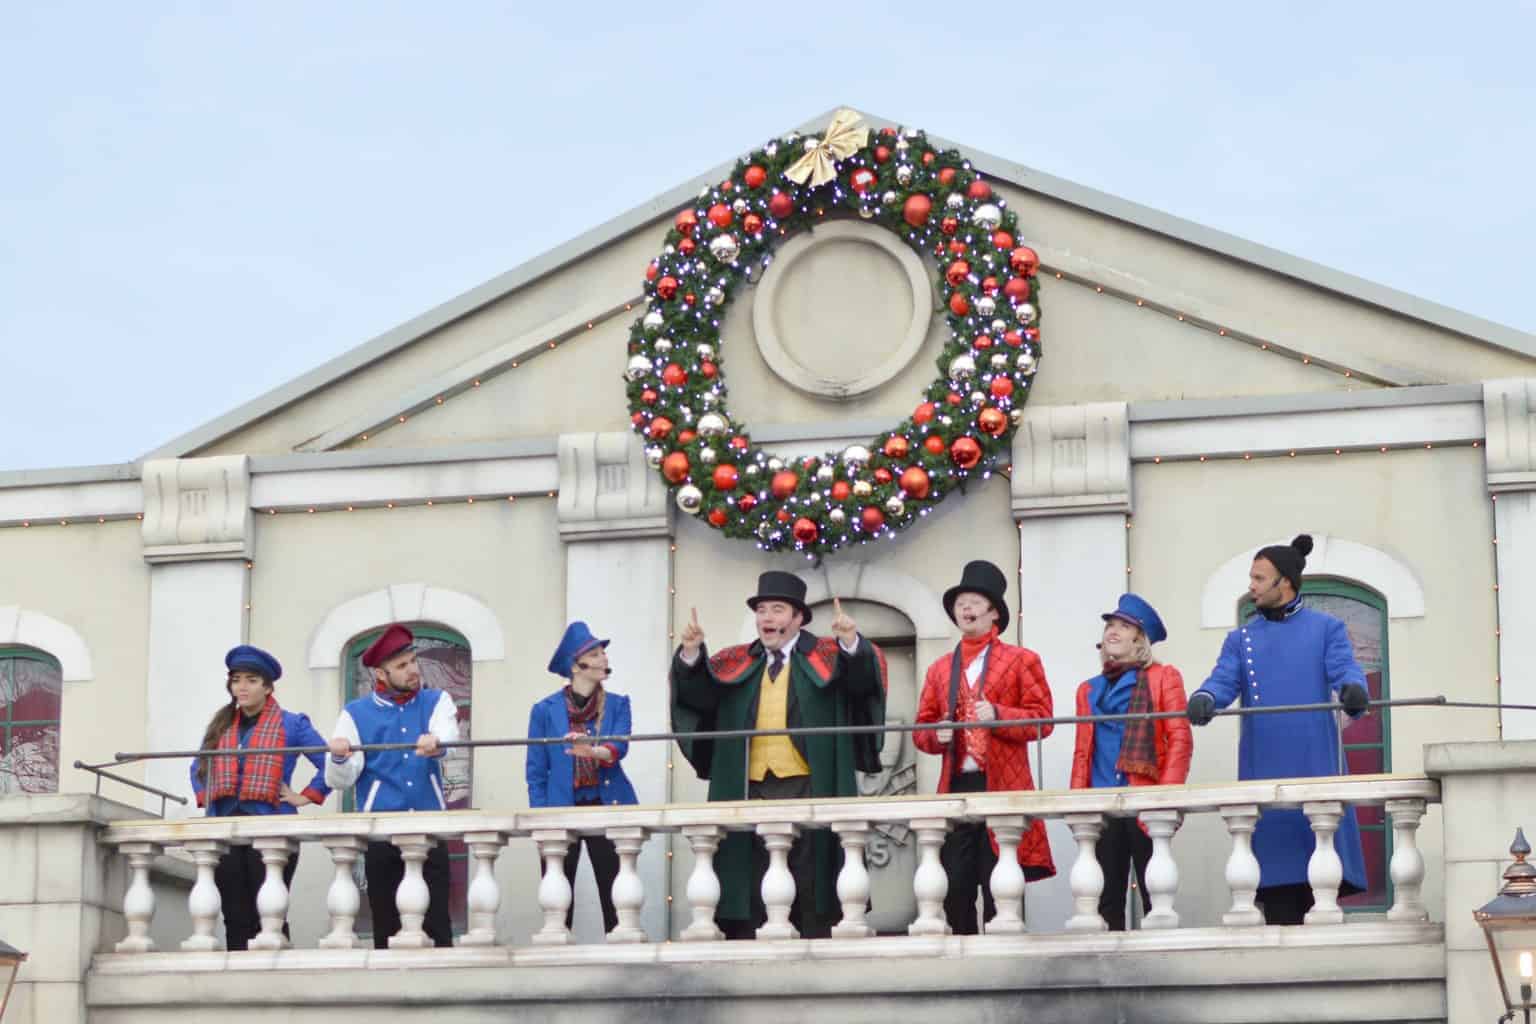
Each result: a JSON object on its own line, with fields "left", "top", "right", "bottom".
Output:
{"left": 1187, "top": 534, "right": 1371, "bottom": 925}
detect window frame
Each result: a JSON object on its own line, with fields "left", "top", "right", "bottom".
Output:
{"left": 0, "top": 645, "right": 64, "bottom": 796}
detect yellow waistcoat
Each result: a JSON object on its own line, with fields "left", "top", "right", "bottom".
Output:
{"left": 749, "top": 657, "right": 810, "bottom": 781}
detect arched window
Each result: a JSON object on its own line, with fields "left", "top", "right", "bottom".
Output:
{"left": 1240, "top": 580, "right": 1392, "bottom": 913}
{"left": 342, "top": 624, "right": 473, "bottom": 935}
{"left": 0, "top": 646, "right": 62, "bottom": 795}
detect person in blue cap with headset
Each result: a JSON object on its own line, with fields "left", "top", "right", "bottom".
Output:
{"left": 527, "top": 621, "right": 638, "bottom": 934}
{"left": 191, "top": 644, "right": 331, "bottom": 950}
{"left": 1069, "top": 594, "right": 1192, "bottom": 931}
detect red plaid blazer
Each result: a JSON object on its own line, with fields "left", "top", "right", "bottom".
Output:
{"left": 914, "top": 641, "right": 1055, "bottom": 879}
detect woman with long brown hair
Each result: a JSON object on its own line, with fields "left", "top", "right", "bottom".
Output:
{"left": 189, "top": 645, "right": 330, "bottom": 950}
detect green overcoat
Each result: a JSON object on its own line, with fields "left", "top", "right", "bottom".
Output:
{"left": 670, "top": 631, "right": 887, "bottom": 924}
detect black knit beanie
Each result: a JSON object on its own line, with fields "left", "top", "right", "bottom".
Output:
{"left": 1254, "top": 534, "right": 1314, "bottom": 594}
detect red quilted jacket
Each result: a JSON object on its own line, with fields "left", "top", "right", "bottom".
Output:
{"left": 914, "top": 640, "right": 1055, "bottom": 880}
{"left": 1069, "top": 662, "right": 1193, "bottom": 790}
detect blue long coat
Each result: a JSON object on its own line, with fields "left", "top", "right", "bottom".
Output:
{"left": 1195, "top": 605, "right": 1368, "bottom": 892}
{"left": 526, "top": 689, "right": 639, "bottom": 807}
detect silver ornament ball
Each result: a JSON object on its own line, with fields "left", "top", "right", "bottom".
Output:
{"left": 704, "top": 287, "right": 725, "bottom": 306}
{"left": 895, "top": 165, "right": 913, "bottom": 185}
{"left": 767, "top": 457, "right": 785, "bottom": 472}
{"left": 884, "top": 495, "right": 905, "bottom": 517}
{"left": 802, "top": 136, "right": 820, "bottom": 152}
{"left": 698, "top": 447, "right": 717, "bottom": 465}
{"left": 945, "top": 193, "right": 966, "bottom": 211}
{"left": 642, "top": 311, "right": 664, "bottom": 330}
{"left": 697, "top": 411, "right": 730, "bottom": 437}
{"left": 676, "top": 485, "right": 703, "bottom": 514}
{"left": 745, "top": 463, "right": 760, "bottom": 479}
{"left": 969, "top": 390, "right": 986, "bottom": 406}
{"left": 990, "top": 353, "right": 1011, "bottom": 370}
{"left": 626, "top": 355, "right": 652, "bottom": 381}
{"left": 1015, "top": 302, "right": 1038, "bottom": 325}
{"left": 708, "top": 234, "right": 740, "bottom": 263}
{"left": 829, "top": 508, "right": 846, "bottom": 525}
{"left": 695, "top": 343, "right": 715, "bottom": 360}
{"left": 1016, "top": 351, "right": 1038, "bottom": 375}
{"left": 882, "top": 190, "right": 901, "bottom": 207}
{"left": 971, "top": 203, "right": 1003, "bottom": 230}
{"left": 815, "top": 464, "right": 835, "bottom": 483}
{"left": 990, "top": 318, "right": 1008, "bottom": 334}
{"left": 948, "top": 353, "right": 977, "bottom": 379}
{"left": 645, "top": 445, "right": 664, "bottom": 469}
{"left": 975, "top": 296, "right": 997, "bottom": 318}
{"left": 852, "top": 479, "right": 873, "bottom": 498}
{"left": 732, "top": 198, "right": 749, "bottom": 216}
{"left": 841, "top": 444, "right": 872, "bottom": 471}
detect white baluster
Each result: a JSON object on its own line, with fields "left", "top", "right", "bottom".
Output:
{"left": 115, "top": 841, "right": 162, "bottom": 953}
{"left": 986, "top": 814, "right": 1028, "bottom": 935}
{"left": 1385, "top": 799, "right": 1428, "bottom": 923}
{"left": 830, "top": 821, "right": 873, "bottom": 939}
{"left": 1138, "top": 810, "right": 1181, "bottom": 929}
{"left": 317, "top": 836, "right": 365, "bottom": 949}
{"left": 1219, "top": 805, "right": 1264, "bottom": 926}
{"left": 907, "top": 817, "right": 951, "bottom": 937}
{"left": 387, "top": 833, "right": 437, "bottom": 949}
{"left": 680, "top": 826, "right": 725, "bottom": 941}
{"left": 756, "top": 822, "right": 800, "bottom": 940}
{"left": 1064, "top": 813, "right": 1107, "bottom": 933}
{"left": 460, "top": 831, "right": 506, "bottom": 947}
{"left": 1302, "top": 801, "right": 1345, "bottom": 925}
{"left": 180, "top": 839, "right": 228, "bottom": 951}
{"left": 248, "top": 837, "right": 295, "bottom": 950}
{"left": 531, "top": 829, "right": 574, "bottom": 945}
{"left": 606, "top": 827, "right": 649, "bottom": 943}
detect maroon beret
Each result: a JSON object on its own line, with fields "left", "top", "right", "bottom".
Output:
{"left": 361, "top": 624, "right": 415, "bottom": 668}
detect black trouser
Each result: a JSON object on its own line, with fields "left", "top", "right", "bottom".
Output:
{"left": 1096, "top": 816, "right": 1152, "bottom": 931}
{"left": 721, "top": 772, "right": 832, "bottom": 940}
{"left": 540, "top": 799, "right": 622, "bottom": 933}
{"left": 215, "top": 842, "right": 300, "bottom": 951}
{"left": 1258, "top": 882, "right": 1315, "bottom": 925}
{"left": 364, "top": 840, "right": 453, "bottom": 948}
{"left": 939, "top": 771, "right": 997, "bottom": 935}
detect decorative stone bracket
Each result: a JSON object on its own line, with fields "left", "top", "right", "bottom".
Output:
{"left": 1010, "top": 402, "right": 1131, "bottom": 518}
{"left": 1485, "top": 378, "right": 1536, "bottom": 493}
{"left": 556, "top": 432, "right": 673, "bottom": 541}
{"left": 140, "top": 455, "right": 252, "bottom": 563}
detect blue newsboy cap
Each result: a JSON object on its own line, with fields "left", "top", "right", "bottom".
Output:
{"left": 1101, "top": 593, "right": 1167, "bottom": 645}
{"left": 225, "top": 644, "right": 282, "bottom": 682}
{"left": 547, "top": 622, "right": 610, "bottom": 678}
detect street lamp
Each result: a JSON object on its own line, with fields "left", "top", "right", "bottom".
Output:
{"left": 0, "top": 939, "right": 26, "bottom": 1022}
{"left": 1476, "top": 828, "right": 1536, "bottom": 1024}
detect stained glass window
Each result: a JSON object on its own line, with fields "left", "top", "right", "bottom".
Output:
{"left": 0, "top": 647, "right": 62, "bottom": 795}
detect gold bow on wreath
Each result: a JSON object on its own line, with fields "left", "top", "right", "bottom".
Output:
{"left": 783, "top": 108, "right": 870, "bottom": 188}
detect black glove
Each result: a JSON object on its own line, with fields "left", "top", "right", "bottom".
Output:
{"left": 1339, "top": 683, "right": 1370, "bottom": 718}
{"left": 1186, "top": 692, "right": 1216, "bottom": 726}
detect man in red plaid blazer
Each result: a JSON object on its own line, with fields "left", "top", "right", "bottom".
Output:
{"left": 914, "top": 560, "right": 1055, "bottom": 934}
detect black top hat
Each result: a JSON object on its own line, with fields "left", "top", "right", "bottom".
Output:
{"left": 942, "top": 560, "right": 1010, "bottom": 632}
{"left": 746, "top": 570, "right": 812, "bottom": 624}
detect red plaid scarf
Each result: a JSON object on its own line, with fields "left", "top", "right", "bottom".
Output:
{"left": 954, "top": 628, "right": 998, "bottom": 770}
{"left": 375, "top": 678, "right": 416, "bottom": 705}
{"left": 565, "top": 684, "right": 606, "bottom": 791}
{"left": 1110, "top": 664, "right": 1160, "bottom": 779}
{"left": 207, "top": 695, "right": 286, "bottom": 804}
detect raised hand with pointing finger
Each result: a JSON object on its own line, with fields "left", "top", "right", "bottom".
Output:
{"left": 680, "top": 606, "right": 706, "bottom": 660}
{"left": 829, "top": 597, "right": 859, "bottom": 648}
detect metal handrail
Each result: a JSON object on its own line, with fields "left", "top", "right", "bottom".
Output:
{"left": 72, "top": 759, "right": 188, "bottom": 818}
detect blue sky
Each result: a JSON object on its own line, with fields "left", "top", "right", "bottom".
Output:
{"left": 3, "top": 3, "right": 1533, "bottom": 471}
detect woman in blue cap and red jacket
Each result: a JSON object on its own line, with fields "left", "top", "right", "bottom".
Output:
{"left": 190, "top": 644, "right": 330, "bottom": 950}
{"left": 527, "top": 622, "right": 639, "bottom": 933}
{"left": 1070, "top": 594, "right": 1192, "bottom": 931}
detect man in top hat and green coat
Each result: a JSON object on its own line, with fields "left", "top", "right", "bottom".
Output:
{"left": 671, "top": 570, "right": 887, "bottom": 939}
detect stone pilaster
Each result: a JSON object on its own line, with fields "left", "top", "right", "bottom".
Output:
{"left": 556, "top": 432, "right": 673, "bottom": 941}
{"left": 1010, "top": 402, "right": 1131, "bottom": 932}
{"left": 1484, "top": 380, "right": 1536, "bottom": 739}
{"left": 139, "top": 457, "right": 252, "bottom": 814}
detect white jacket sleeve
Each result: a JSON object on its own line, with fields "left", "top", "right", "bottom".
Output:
{"left": 428, "top": 691, "right": 460, "bottom": 744}
{"left": 325, "top": 709, "right": 364, "bottom": 790}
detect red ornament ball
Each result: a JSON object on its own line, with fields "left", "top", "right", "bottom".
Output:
{"left": 792, "top": 517, "right": 819, "bottom": 544}
{"left": 662, "top": 363, "right": 687, "bottom": 386}
{"left": 712, "top": 465, "right": 739, "bottom": 491}
{"left": 770, "top": 470, "right": 800, "bottom": 500}
{"left": 992, "top": 230, "right": 1014, "bottom": 249}
{"left": 923, "top": 435, "right": 945, "bottom": 455}
{"left": 948, "top": 293, "right": 971, "bottom": 317}
{"left": 768, "top": 192, "right": 794, "bottom": 219}
{"left": 707, "top": 203, "right": 733, "bottom": 228}
{"left": 700, "top": 361, "right": 718, "bottom": 379}
{"left": 675, "top": 210, "right": 699, "bottom": 236}
{"left": 873, "top": 467, "right": 893, "bottom": 485}
{"left": 946, "top": 239, "right": 967, "bottom": 256}
{"left": 990, "top": 376, "right": 1015, "bottom": 399}
{"left": 849, "top": 167, "right": 878, "bottom": 194}
{"left": 707, "top": 508, "right": 728, "bottom": 527}
{"left": 967, "top": 180, "right": 992, "bottom": 200}
{"left": 940, "top": 216, "right": 959, "bottom": 236}
{"left": 677, "top": 429, "right": 697, "bottom": 446}
{"left": 683, "top": 292, "right": 697, "bottom": 306}
{"left": 631, "top": 412, "right": 645, "bottom": 426}
{"left": 977, "top": 407, "right": 1008, "bottom": 437}
{"left": 1003, "top": 330, "right": 1023, "bottom": 347}
{"left": 974, "top": 334, "right": 993, "bottom": 349}
{"left": 729, "top": 435, "right": 749, "bottom": 450}
{"left": 981, "top": 276, "right": 999, "bottom": 296}
{"left": 678, "top": 237, "right": 696, "bottom": 256}
{"left": 1004, "top": 276, "right": 1031, "bottom": 303}
{"left": 743, "top": 165, "right": 767, "bottom": 189}
{"left": 831, "top": 480, "right": 851, "bottom": 501}
{"left": 913, "top": 401, "right": 936, "bottom": 425}
{"left": 945, "top": 260, "right": 971, "bottom": 287}
{"left": 902, "top": 194, "right": 932, "bottom": 228}
{"left": 662, "top": 452, "right": 691, "bottom": 483}
{"left": 939, "top": 167, "right": 957, "bottom": 186}
{"left": 738, "top": 493, "right": 758, "bottom": 512}
{"left": 921, "top": 151, "right": 935, "bottom": 166}
{"left": 648, "top": 417, "right": 674, "bottom": 440}
{"left": 946, "top": 391, "right": 963, "bottom": 406}
{"left": 900, "top": 465, "right": 932, "bottom": 499}
{"left": 656, "top": 276, "right": 678, "bottom": 300}
{"left": 641, "top": 388, "right": 659, "bottom": 405}
{"left": 874, "top": 144, "right": 891, "bottom": 164}
{"left": 860, "top": 506, "right": 885, "bottom": 532}
{"left": 1010, "top": 246, "right": 1040, "bottom": 276}
{"left": 950, "top": 436, "right": 982, "bottom": 468}
{"left": 776, "top": 508, "right": 792, "bottom": 523}
{"left": 743, "top": 213, "right": 763, "bottom": 235}
{"left": 883, "top": 435, "right": 911, "bottom": 459}
{"left": 645, "top": 262, "right": 659, "bottom": 281}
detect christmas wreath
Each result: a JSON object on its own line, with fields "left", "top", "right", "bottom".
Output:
{"left": 625, "top": 109, "right": 1043, "bottom": 556}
